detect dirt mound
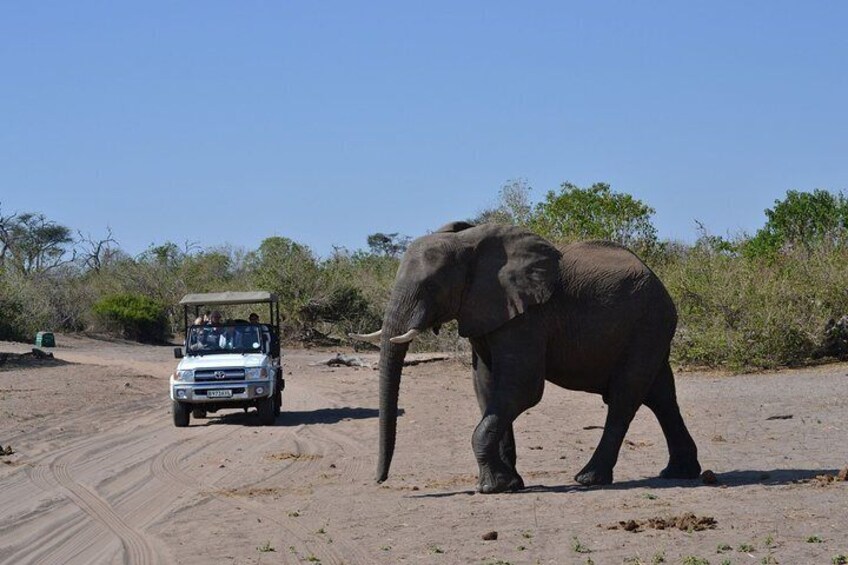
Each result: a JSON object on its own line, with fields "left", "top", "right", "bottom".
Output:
{"left": 606, "top": 512, "right": 717, "bottom": 533}
{"left": 0, "top": 348, "right": 63, "bottom": 369}
{"left": 800, "top": 467, "right": 848, "bottom": 486}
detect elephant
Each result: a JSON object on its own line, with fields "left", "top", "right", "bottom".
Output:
{"left": 351, "top": 221, "right": 701, "bottom": 494}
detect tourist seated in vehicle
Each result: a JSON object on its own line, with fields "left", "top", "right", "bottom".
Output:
{"left": 187, "top": 311, "right": 226, "bottom": 350}
{"left": 188, "top": 317, "right": 205, "bottom": 350}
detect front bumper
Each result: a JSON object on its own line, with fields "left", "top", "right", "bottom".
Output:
{"left": 171, "top": 379, "right": 273, "bottom": 403}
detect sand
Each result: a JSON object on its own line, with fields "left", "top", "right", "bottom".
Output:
{"left": 1, "top": 334, "right": 846, "bottom": 564}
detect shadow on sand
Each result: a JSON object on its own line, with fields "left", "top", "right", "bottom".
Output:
{"left": 199, "top": 406, "right": 394, "bottom": 427}
{"left": 411, "top": 468, "right": 840, "bottom": 498}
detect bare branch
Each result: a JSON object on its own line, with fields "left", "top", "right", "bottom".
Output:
{"left": 77, "top": 227, "right": 118, "bottom": 272}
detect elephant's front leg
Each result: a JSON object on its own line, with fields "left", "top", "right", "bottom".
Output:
{"left": 470, "top": 334, "right": 543, "bottom": 494}
{"left": 499, "top": 424, "right": 519, "bottom": 477}
{"left": 472, "top": 414, "right": 524, "bottom": 493}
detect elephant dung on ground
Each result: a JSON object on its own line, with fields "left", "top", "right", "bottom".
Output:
{"left": 351, "top": 221, "right": 701, "bottom": 494}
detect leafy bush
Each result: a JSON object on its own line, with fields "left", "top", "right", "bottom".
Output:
{"left": 8, "top": 189, "right": 848, "bottom": 371}
{"left": 92, "top": 293, "right": 169, "bottom": 343}
{"left": 299, "top": 284, "right": 382, "bottom": 340}
{"left": 658, "top": 242, "right": 848, "bottom": 370}
{"left": 530, "top": 182, "right": 659, "bottom": 252}
{"left": 312, "top": 249, "right": 399, "bottom": 343}
{"left": 246, "top": 236, "right": 322, "bottom": 324}
{"left": 0, "top": 269, "right": 53, "bottom": 342}
{"left": 745, "top": 189, "right": 848, "bottom": 258}
{"left": 0, "top": 289, "right": 28, "bottom": 341}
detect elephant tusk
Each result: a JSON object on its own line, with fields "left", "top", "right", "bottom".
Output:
{"left": 348, "top": 329, "right": 383, "bottom": 343}
{"left": 389, "top": 329, "right": 420, "bottom": 344}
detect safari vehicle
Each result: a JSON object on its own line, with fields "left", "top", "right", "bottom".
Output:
{"left": 169, "top": 291, "right": 284, "bottom": 427}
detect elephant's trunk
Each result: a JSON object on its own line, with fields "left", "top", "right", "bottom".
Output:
{"left": 376, "top": 291, "right": 416, "bottom": 483}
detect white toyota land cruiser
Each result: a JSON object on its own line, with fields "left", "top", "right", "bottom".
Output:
{"left": 169, "top": 291, "right": 284, "bottom": 427}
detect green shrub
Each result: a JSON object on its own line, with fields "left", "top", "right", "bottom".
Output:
{"left": 92, "top": 293, "right": 169, "bottom": 343}
{"left": 745, "top": 189, "right": 848, "bottom": 258}
{"left": 658, "top": 242, "right": 848, "bottom": 370}
{"left": 0, "top": 291, "right": 28, "bottom": 341}
{"left": 530, "top": 182, "right": 659, "bottom": 254}
{"left": 0, "top": 269, "right": 53, "bottom": 342}
{"left": 299, "top": 284, "right": 383, "bottom": 341}
{"left": 246, "top": 236, "right": 322, "bottom": 324}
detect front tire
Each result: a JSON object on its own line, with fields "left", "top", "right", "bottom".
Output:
{"left": 273, "top": 387, "right": 282, "bottom": 418}
{"left": 256, "top": 395, "right": 276, "bottom": 426}
{"left": 173, "top": 401, "right": 190, "bottom": 427}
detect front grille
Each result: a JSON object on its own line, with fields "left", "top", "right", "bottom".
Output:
{"left": 195, "top": 368, "right": 246, "bottom": 382}
{"left": 196, "top": 387, "right": 246, "bottom": 396}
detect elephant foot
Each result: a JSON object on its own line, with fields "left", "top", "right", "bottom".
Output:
{"left": 659, "top": 459, "right": 701, "bottom": 480}
{"left": 574, "top": 466, "right": 613, "bottom": 486}
{"left": 477, "top": 471, "right": 525, "bottom": 494}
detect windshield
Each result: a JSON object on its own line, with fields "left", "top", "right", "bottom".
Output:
{"left": 186, "top": 324, "right": 264, "bottom": 355}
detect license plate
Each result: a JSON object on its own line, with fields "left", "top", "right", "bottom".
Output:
{"left": 207, "top": 389, "right": 233, "bottom": 398}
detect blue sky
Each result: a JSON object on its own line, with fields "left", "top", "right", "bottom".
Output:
{"left": 2, "top": 1, "right": 846, "bottom": 257}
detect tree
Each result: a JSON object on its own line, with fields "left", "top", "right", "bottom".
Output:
{"left": 0, "top": 210, "right": 74, "bottom": 274}
{"left": 745, "top": 189, "right": 848, "bottom": 258}
{"left": 366, "top": 232, "right": 411, "bottom": 258}
{"left": 181, "top": 249, "right": 236, "bottom": 292}
{"left": 530, "top": 182, "right": 658, "bottom": 250}
{"left": 474, "top": 179, "right": 534, "bottom": 226}
{"left": 142, "top": 241, "right": 183, "bottom": 267}
{"left": 246, "top": 236, "right": 321, "bottom": 318}
{"left": 77, "top": 228, "right": 119, "bottom": 273}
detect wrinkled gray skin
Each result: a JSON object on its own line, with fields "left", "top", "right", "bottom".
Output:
{"left": 376, "top": 221, "right": 701, "bottom": 494}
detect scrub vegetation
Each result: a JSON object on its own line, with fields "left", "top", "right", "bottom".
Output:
{"left": 2, "top": 183, "right": 848, "bottom": 370}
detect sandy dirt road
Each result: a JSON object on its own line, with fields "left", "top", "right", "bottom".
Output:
{"left": 1, "top": 335, "right": 846, "bottom": 564}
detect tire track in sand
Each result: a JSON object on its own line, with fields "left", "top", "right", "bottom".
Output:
{"left": 154, "top": 430, "right": 346, "bottom": 564}
{"left": 49, "top": 460, "right": 159, "bottom": 564}
{"left": 11, "top": 407, "right": 171, "bottom": 565}
{"left": 20, "top": 419, "right": 229, "bottom": 565}
{"left": 148, "top": 419, "right": 374, "bottom": 565}
{"left": 8, "top": 423, "right": 151, "bottom": 564}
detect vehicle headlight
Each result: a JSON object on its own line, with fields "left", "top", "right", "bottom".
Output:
{"left": 174, "top": 370, "right": 194, "bottom": 382}
{"left": 245, "top": 367, "right": 268, "bottom": 380}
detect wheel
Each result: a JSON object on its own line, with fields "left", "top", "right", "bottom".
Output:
{"left": 173, "top": 401, "right": 190, "bottom": 427}
{"left": 273, "top": 387, "right": 282, "bottom": 418}
{"left": 256, "top": 395, "right": 276, "bottom": 426}
{"left": 192, "top": 407, "right": 207, "bottom": 419}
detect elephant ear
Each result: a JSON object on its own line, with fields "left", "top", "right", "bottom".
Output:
{"left": 458, "top": 225, "right": 561, "bottom": 338}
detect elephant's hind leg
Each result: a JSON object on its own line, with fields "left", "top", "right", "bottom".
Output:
{"left": 575, "top": 338, "right": 665, "bottom": 486}
{"left": 574, "top": 396, "right": 640, "bottom": 486}
{"left": 643, "top": 362, "right": 701, "bottom": 479}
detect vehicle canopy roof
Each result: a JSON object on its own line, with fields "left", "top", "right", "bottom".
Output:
{"left": 179, "top": 291, "right": 278, "bottom": 307}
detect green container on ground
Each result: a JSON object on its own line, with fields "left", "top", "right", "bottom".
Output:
{"left": 35, "top": 331, "right": 55, "bottom": 348}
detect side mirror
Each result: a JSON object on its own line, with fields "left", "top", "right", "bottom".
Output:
{"left": 174, "top": 347, "right": 183, "bottom": 359}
